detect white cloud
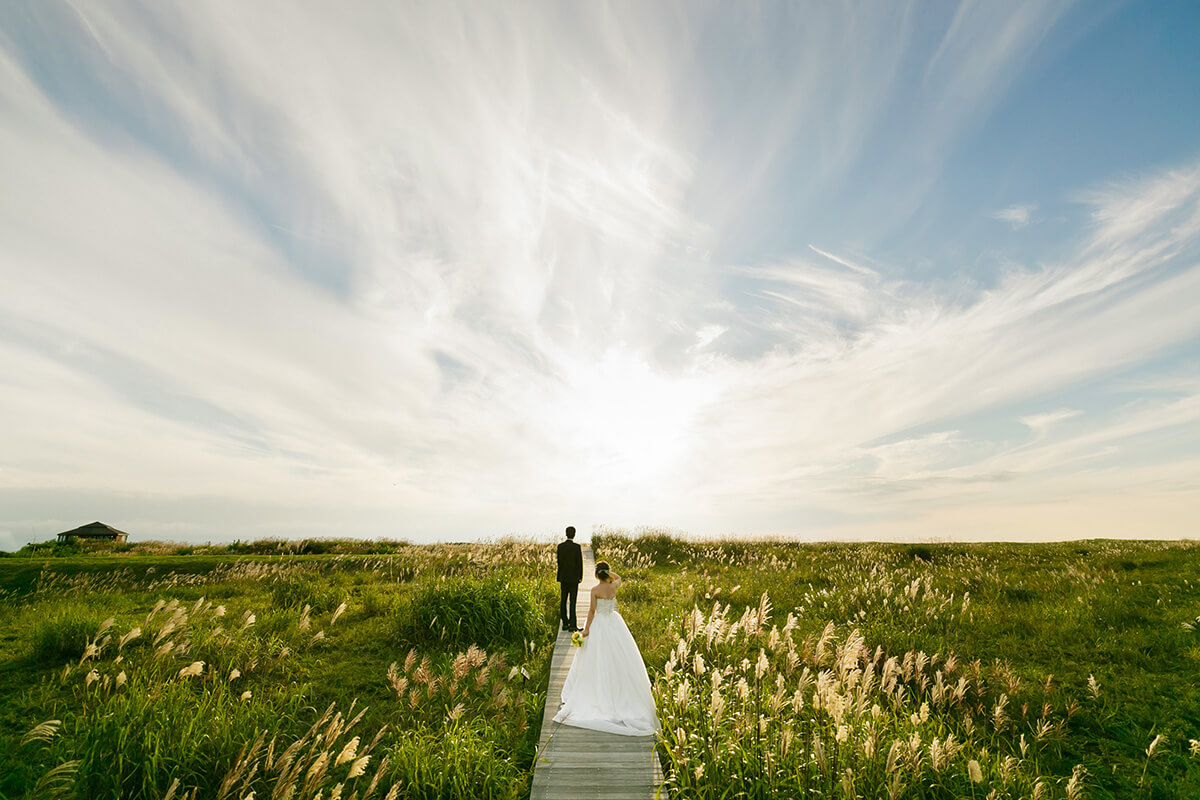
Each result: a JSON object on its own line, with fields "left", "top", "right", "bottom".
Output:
{"left": 993, "top": 203, "right": 1038, "bottom": 229}
{"left": 1019, "top": 408, "right": 1082, "bottom": 435}
{"left": 0, "top": 6, "right": 716, "bottom": 541}
{"left": 1, "top": 3, "right": 1198, "bottom": 545}
{"left": 683, "top": 1, "right": 1075, "bottom": 242}
{"left": 677, "top": 157, "right": 1200, "bottom": 534}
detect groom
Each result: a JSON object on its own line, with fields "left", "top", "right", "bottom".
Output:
{"left": 556, "top": 526, "right": 583, "bottom": 632}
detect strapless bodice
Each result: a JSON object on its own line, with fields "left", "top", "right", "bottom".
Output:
{"left": 595, "top": 596, "right": 617, "bottom": 614}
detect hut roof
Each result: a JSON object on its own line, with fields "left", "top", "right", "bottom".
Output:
{"left": 58, "top": 521, "right": 130, "bottom": 539}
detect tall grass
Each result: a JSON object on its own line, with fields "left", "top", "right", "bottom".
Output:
{"left": 29, "top": 605, "right": 109, "bottom": 663}
{"left": 394, "top": 575, "right": 548, "bottom": 649}
{"left": 655, "top": 598, "right": 1072, "bottom": 798}
{"left": 385, "top": 721, "right": 529, "bottom": 799}
{"left": 594, "top": 530, "right": 1200, "bottom": 799}
{"left": 0, "top": 539, "right": 558, "bottom": 799}
{"left": 7, "top": 533, "right": 1199, "bottom": 798}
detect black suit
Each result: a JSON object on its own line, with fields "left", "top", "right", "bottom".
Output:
{"left": 556, "top": 539, "right": 583, "bottom": 630}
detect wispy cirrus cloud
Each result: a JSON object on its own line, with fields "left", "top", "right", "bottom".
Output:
{"left": 1019, "top": 408, "right": 1082, "bottom": 438}
{"left": 993, "top": 203, "right": 1038, "bottom": 229}
{"left": 1, "top": 1, "right": 1197, "bottom": 544}
{"left": 0, "top": 2, "right": 716, "bottom": 539}
{"left": 678, "top": 158, "right": 1200, "bottom": 534}
{"left": 683, "top": 1, "right": 1079, "bottom": 248}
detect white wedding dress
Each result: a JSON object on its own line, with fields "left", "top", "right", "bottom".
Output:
{"left": 553, "top": 596, "right": 660, "bottom": 737}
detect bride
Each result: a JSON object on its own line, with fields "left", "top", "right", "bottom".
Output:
{"left": 553, "top": 561, "right": 660, "bottom": 737}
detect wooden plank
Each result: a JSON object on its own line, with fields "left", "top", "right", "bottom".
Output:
{"left": 537, "top": 752, "right": 660, "bottom": 765}
{"left": 535, "top": 769, "right": 661, "bottom": 782}
{"left": 531, "top": 788, "right": 664, "bottom": 800}
{"left": 532, "top": 788, "right": 664, "bottom": 800}
{"left": 533, "top": 773, "right": 662, "bottom": 788}
{"left": 540, "top": 733, "right": 657, "bottom": 751}
{"left": 535, "top": 763, "right": 660, "bottom": 775}
{"left": 530, "top": 545, "right": 667, "bottom": 800}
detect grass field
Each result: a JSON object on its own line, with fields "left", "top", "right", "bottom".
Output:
{"left": 591, "top": 531, "right": 1200, "bottom": 800}
{"left": 0, "top": 538, "right": 558, "bottom": 800}
{"left": 1, "top": 532, "right": 1198, "bottom": 799}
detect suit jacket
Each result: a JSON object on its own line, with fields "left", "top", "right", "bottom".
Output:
{"left": 556, "top": 539, "right": 583, "bottom": 584}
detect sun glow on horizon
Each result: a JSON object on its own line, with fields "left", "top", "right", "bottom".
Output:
{"left": 549, "top": 348, "right": 717, "bottom": 491}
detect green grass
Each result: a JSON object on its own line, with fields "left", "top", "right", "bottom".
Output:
{"left": 2, "top": 533, "right": 1198, "bottom": 798}
{"left": 591, "top": 530, "right": 1200, "bottom": 799}
{"left": 394, "top": 574, "right": 550, "bottom": 650}
{"left": 0, "top": 539, "right": 558, "bottom": 800}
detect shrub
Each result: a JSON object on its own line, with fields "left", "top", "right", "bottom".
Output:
{"left": 904, "top": 544, "right": 935, "bottom": 562}
{"left": 30, "top": 607, "right": 105, "bottom": 664}
{"left": 219, "top": 537, "right": 409, "bottom": 556}
{"left": 592, "top": 527, "right": 692, "bottom": 566}
{"left": 1003, "top": 584, "right": 1038, "bottom": 602}
{"left": 269, "top": 575, "right": 340, "bottom": 612}
{"left": 294, "top": 539, "right": 334, "bottom": 555}
{"left": 395, "top": 575, "right": 543, "bottom": 649}
{"left": 360, "top": 585, "right": 396, "bottom": 617}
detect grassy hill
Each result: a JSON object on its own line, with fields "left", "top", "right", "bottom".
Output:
{"left": 2, "top": 532, "right": 1198, "bottom": 799}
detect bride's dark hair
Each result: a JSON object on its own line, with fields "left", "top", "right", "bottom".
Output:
{"left": 595, "top": 561, "right": 611, "bottom": 581}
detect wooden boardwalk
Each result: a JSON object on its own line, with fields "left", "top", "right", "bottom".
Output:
{"left": 530, "top": 546, "right": 666, "bottom": 800}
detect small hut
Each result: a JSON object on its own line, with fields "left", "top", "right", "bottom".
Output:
{"left": 56, "top": 521, "right": 130, "bottom": 544}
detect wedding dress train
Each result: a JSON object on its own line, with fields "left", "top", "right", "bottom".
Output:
{"left": 552, "top": 596, "right": 660, "bottom": 737}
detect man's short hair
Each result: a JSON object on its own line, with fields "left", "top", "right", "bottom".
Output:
{"left": 565, "top": 526, "right": 576, "bottom": 539}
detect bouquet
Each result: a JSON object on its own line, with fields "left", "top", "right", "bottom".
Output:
{"left": 571, "top": 631, "right": 584, "bottom": 647}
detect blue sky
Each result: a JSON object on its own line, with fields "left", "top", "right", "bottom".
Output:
{"left": 1, "top": 1, "right": 1199, "bottom": 547}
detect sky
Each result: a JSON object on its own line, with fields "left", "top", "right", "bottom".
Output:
{"left": 2, "top": 1, "right": 1199, "bottom": 548}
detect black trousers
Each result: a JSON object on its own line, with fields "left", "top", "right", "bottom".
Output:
{"left": 559, "top": 581, "right": 579, "bottom": 629}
